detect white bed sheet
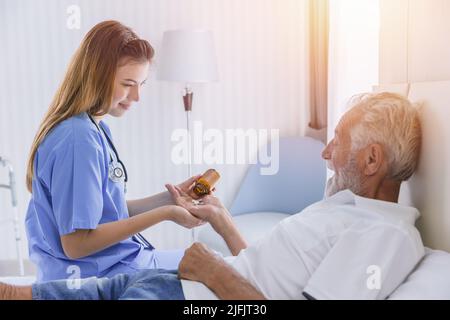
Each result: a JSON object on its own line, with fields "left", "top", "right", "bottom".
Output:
{"left": 1, "top": 249, "right": 449, "bottom": 299}
{"left": 389, "top": 248, "right": 450, "bottom": 300}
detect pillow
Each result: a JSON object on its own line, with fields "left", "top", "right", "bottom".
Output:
{"left": 0, "top": 276, "right": 36, "bottom": 286}
{"left": 196, "top": 212, "right": 290, "bottom": 256}
{"left": 388, "top": 248, "right": 450, "bottom": 299}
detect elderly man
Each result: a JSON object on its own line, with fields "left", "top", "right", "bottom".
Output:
{"left": 1, "top": 92, "right": 424, "bottom": 300}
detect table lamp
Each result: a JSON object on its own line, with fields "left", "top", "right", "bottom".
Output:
{"left": 157, "top": 29, "right": 219, "bottom": 242}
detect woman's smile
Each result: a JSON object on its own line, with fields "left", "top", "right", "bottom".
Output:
{"left": 119, "top": 102, "right": 131, "bottom": 110}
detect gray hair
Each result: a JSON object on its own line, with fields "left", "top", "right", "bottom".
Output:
{"left": 347, "top": 92, "right": 422, "bottom": 182}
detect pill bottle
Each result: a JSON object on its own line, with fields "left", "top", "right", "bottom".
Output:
{"left": 193, "top": 169, "right": 220, "bottom": 197}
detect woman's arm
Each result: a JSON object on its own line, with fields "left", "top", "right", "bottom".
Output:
{"left": 127, "top": 191, "right": 174, "bottom": 216}
{"left": 60, "top": 205, "right": 202, "bottom": 259}
{"left": 126, "top": 175, "right": 201, "bottom": 216}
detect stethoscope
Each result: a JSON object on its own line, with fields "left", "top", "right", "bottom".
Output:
{"left": 87, "top": 113, "right": 153, "bottom": 249}
{"left": 87, "top": 114, "right": 128, "bottom": 192}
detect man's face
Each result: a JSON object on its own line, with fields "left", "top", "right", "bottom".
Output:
{"left": 322, "top": 109, "right": 364, "bottom": 197}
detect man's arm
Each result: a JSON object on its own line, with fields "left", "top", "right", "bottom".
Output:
{"left": 166, "top": 184, "right": 247, "bottom": 255}
{"left": 207, "top": 209, "right": 247, "bottom": 256}
{"left": 179, "top": 243, "right": 266, "bottom": 300}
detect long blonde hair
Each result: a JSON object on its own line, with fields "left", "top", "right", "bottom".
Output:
{"left": 26, "top": 20, "right": 154, "bottom": 192}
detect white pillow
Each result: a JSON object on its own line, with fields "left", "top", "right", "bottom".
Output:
{"left": 0, "top": 276, "right": 36, "bottom": 286}
{"left": 388, "top": 248, "right": 450, "bottom": 300}
{"left": 196, "top": 212, "right": 290, "bottom": 256}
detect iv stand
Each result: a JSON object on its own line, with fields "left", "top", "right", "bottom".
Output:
{"left": 0, "top": 157, "right": 25, "bottom": 276}
{"left": 183, "top": 85, "right": 195, "bottom": 243}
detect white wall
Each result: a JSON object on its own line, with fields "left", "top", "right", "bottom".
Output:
{"left": 0, "top": 0, "right": 308, "bottom": 261}
{"left": 379, "top": 0, "right": 450, "bottom": 251}
{"left": 380, "top": 0, "right": 450, "bottom": 83}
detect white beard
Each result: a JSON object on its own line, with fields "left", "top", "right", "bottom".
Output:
{"left": 325, "top": 155, "right": 363, "bottom": 198}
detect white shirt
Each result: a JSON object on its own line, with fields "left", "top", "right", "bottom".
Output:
{"left": 181, "top": 190, "right": 425, "bottom": 300}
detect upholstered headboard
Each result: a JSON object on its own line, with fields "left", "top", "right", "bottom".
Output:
{"left": 374, "top": 81, "right": 450, "bottom": 252}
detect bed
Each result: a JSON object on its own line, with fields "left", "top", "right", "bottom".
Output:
{"left": 374, "top": 81, "right": 450, "bottom": 299}
{"left": 1, "top": 81, "right": 450, "bottom": 299}
{"left": 373, "top": 81, "right": 450, "bottom": 253}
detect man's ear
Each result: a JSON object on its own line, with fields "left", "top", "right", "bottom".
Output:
{"left": 363, "top": 144, "right": 385, "bottom": 176}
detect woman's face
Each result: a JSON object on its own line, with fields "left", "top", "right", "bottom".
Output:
{"left": 109, "top": 59, "right": 150, "bottom": 117}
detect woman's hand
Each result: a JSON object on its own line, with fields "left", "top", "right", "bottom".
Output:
{"left": 175, "top": 174, "right": 216, "bottom": 200}
{"left": 165, "top": 184, "right": 228, "bottom": 225}
{"left": 167, "top": 185, "right": 247, "bottom": 256}
{"left": 176, "top": 174, "right": 201, "bottom": 199}
{"left": 165, "top": 205, "right": 205, "bottom": 229}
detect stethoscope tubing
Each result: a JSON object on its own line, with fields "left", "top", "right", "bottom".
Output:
{"left": 87, "top": 114, "right": 128, "bottom": 184}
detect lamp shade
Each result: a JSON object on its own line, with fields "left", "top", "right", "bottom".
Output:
{"left": 157, "top": 29, "right": 219, "bottom": 83}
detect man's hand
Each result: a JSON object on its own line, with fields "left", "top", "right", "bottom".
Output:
{"left": 179, "top": 243, "right": 266, "bottom": 300}
{"left": 166, "top": 183, "right": 247, "bottom": 256}
{"left": 166, "top": 205, "right": 205, "bottom": 229}
{"left": 178, "top": 242, "right": 225, "bottom": 285}
{"left": 165, "top": 184, "right": 229, "bottom": 227}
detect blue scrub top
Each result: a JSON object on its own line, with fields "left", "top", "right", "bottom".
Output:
{"left": 25, "top": 112, "right": 155, "bottom": 282}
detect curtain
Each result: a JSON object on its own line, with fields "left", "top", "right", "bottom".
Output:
{"left": 327, "top": 0, "right": 380, "bottom": 144}
{"left": 306, "top": 0, "right": 380, "bottom": 145}
{"left": 307, "top": 0, "right": 329, "bottom": 143}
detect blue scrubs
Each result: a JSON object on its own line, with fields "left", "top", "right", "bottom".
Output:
{"left": 25, "top": 112, "right": 183, "bottom": 282}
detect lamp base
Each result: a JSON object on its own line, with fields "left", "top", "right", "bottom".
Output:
{"left": 184, "top": 96, "right": 195, "bottom": 243}
{"left": 183, "top": 88, "right": 193, "bottom": 111}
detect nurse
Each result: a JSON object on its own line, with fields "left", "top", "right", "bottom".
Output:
{"left": 25, "top": 21, "right": 205, "bottom": 282}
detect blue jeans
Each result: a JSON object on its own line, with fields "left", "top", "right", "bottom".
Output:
{"left": 32, "top": 269, "right": 185, "bottom": 300}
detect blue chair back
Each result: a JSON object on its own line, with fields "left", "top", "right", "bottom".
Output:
{"left": 230, "top": 136, "right": 327, "bottom": 215}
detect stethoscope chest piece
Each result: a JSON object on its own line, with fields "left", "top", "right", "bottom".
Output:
{"left": 88, "top": 114, "right": 128, "bottom": 193}
{"left": 109, "top": 162, "right": 124, "bottom": 182}
{"left": 108, "top": 162, "right": 127, "bottom": 193}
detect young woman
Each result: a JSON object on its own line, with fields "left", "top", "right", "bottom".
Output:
{"left": 25, "top": 20, "right": 204, "bottom": 282}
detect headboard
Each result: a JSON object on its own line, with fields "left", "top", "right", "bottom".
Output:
{"left": 374, "top": 81, "right": 450, "bottom": 252}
